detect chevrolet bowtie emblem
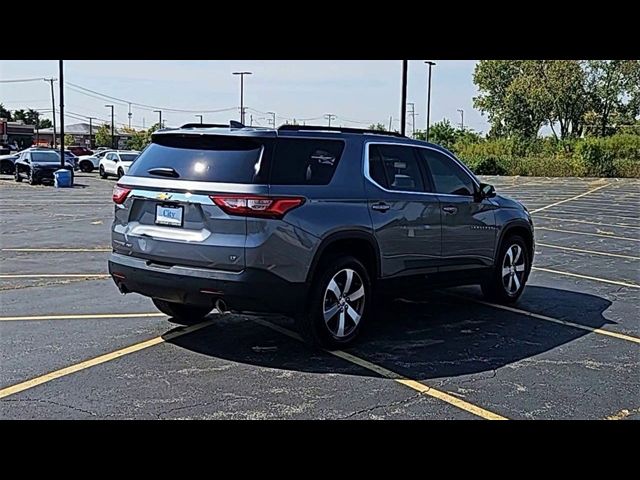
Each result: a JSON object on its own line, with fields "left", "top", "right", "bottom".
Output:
{"left": 156, "top": 192, "right": 173, "bottom": 201}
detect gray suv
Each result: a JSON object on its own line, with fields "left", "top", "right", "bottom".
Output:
{"left": 109, "top": 124, "right": 534, "bottom": 348}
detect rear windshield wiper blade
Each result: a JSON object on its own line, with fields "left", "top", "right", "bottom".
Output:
{"left": 147, "top": 167, "right": 179, "bottom": 178}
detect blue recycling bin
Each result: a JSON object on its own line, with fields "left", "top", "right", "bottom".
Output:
{"left": 54, "top": 169, "right": 73, "bottom": 188}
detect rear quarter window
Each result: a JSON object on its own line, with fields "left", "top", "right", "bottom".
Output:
{"left": 270, "top": 138, "right": 345, "bottom": 185}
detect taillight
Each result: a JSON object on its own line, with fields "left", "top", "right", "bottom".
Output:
{"left": 210, "top": 195, "right": 305, "bottom": 219}
{"left": 112, "top": 184, "right": 131, "bottom": 204}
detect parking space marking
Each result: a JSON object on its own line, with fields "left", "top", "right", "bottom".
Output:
{"left": 534, "top": 216, "right": 640, "bottom": 230}
{"left": 532, "top": 267, "right": 640, "bottom": 289}
{"left": 448, "top": 294, "right": 640, "bottom": 345}
{"left": 536, "top": 227, "right": 640, "bottom": 242}
{"left": 534, "top": 209, "right": 640, "bottom": 221}
{"left": 536, "top": 243, "right": 640, "bottom": 260}
{"left": 250, "top": 318, "right": 507, "bottom": 420}
{"left": 0, "top": 312, "right": 164, "bottom": 322}
{"left": 0, "top": 274, "right": 110, "bottom": 279}
{"left": 1, "top": 248, "right": 111, "bottom": 253}
{"left": 529, "top": 183, "right": 611, "bottom": 213}
{"left": 0, "top": 319, "right": 215, "bottom": 400}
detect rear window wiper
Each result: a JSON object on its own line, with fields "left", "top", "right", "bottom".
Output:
{"left": 147, "top": 167, "right": 180, "bottom": 178}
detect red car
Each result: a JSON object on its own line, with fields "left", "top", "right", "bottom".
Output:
{"left": 67, "top": 145, "right": 94, "bottom": 157}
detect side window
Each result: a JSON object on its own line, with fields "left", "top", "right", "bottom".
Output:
{"left": 270, "top": 138, "right": 344, "bottom": 185}
{"left": 420, "top": 149, "right": 475, "bottom": 196}
{"left": 368, "top": 144, "right": 425, "bottom": 192}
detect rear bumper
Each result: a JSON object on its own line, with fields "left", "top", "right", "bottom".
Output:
{"left": 108, "top": 253, "right": 308, "bottom": 315}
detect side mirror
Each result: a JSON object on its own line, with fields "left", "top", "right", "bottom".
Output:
{"left": 479, "top": 183, "right": 496, "bottom": 199}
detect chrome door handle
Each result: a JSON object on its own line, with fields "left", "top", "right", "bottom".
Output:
{"left": 442, "top": 205, "right": 458, "bottom": 214}
{"left": 371, "top": 202, "right": 391, "bottom": 212}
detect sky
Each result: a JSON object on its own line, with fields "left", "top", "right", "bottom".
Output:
{"left": 0, "top": 60, "right": 490, "bottom": 134}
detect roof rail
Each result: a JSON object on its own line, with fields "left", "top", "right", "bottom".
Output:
{"left": 277, "top": 124, "right": 405, "bottom": 138}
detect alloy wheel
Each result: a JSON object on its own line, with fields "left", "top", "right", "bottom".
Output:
{"left": 323, "top": 268, "right": 365, "bottom": 338}
{"left": 501, "top": 244, "right": 526, "bottom": 296}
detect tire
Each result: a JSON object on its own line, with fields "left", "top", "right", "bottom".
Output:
{"left": 80, "top": 162, "right": 93, "bottom": 173}
{"left": 14, "top": 169, "right": 22, "bottom": 182}
{"left": 28, "top": 171, "right": 38, "bottom": 185}
{"left": 117, "top": 168, "right": 124, "bottom": 179}
{"left": 99, "top": 165, "right": 107, "bottom": 179}
{"left": 152, "top": 298, "right": 211, "bottom": 325}
{"left": 296, "top": 255, "right": 371, "bottom": 349}
{"left": 481, "top": 234, "right": 530, "bottom": 304}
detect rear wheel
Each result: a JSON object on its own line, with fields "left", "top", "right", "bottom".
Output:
{"left": 80, "top": 162, "right": 93, "bottom": 173}
{"left": 481, "top": 235, "right": 529, "bottom": 303}
{"left": 28, "top": 171, "right": 38, "bottom": 185}
{"left": 296, "top": 255, "right": 371, "bottom": 349}
{"left": 152, "top": 298, "right": 211, "bottom": 325}
{"left": 117, "top": 168, "right": 124, "bottom": 179}
{"left": 14, "top": 169, "right": 22, "bottom": 182}
{"left": 99, "top": 165, "right": 107, "bottom": 179}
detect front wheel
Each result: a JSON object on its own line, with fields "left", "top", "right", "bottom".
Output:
{"left": 152, "top": 298, "right": 211, "bottom": 325}
{"left": 14, "top": 169, "right": 22, "bottom": 182}
{"left": 482, "top": 235, "right": 530, "bottom": 304}
{"left": 80, "top": 162, "right": 93, "bottom": 173}
{"left": 99, "top": 165, "right": 107, "bottom": 179}
{"left": 296, "top": 255, "right": 371, "bottom": 349}
{"left": 28, "top": 171, "right": 38, "bottom": 185}
{"left": 117, "top": 168, "right": 124, "bottom": 179}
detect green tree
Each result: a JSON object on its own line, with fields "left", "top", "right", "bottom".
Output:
{"left": 126, "top": 123, "right": 160, "bottom": 151}
{"left": 64, "top": 134, "right": 74, "bottom": 146}
{"left": 423, "top": 119, "right": 457, "bottom": 149}
{"left": 95, "top": 124, "right": 113, "bottom": 147}
{"left": 38, "top": 118, "right": 52, "bottom": 129}
{"left": 0, "top": 104, "right": 12, "bottom": 120}
{"left": 367, "top": 123, "right": 387, "bottom": 131}
{"left": 12, "top": 109, "right": 27, "bottom": 122}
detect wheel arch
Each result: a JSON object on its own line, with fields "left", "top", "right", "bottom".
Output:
{"left": 496, "top": 220, "right": 535, "bottom": 269}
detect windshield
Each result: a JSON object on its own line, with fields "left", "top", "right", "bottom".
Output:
{"left": 32, "top": 151, "right": 61, "bottom": 162}
{"left": 119, "top": 153, "right": 138, "bottom": 162}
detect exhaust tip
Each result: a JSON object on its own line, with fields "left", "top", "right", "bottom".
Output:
{"left": 215, "top": 298, "right": 228, "bottom": 314}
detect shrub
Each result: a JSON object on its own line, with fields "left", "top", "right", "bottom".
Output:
{"left": 472, "top": 156, "right": 509, "bottom": 175}
{"left": 613, "top": 159, "right": 640, "bottom": 178}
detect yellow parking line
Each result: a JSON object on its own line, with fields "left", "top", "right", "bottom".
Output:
{"left": 536, "top": 243, "right": 640, "bottom": 260}
{"left": 529, "top": 183, "right": 611, "bottom": 213}
{"left": 250, "top": 317, "right": 507, "bottom": 420}
{"left": 0, "top": 319, "right": 214, "bottom": 400}
{"left": 537, "top": 227, "right": 640, "bottom": 242}
{"left": 534, "top": 216, "right": 640, "bottom": 230}
{"left": 0, "top": 313, "right": 164, "bottom": 322}
{"left": 1, "top": 248, "right": 111, "bottom": 252}
{"left": 532, "top": 266, "right": 640, "bottom": 289}
{"left": 0, "top": 274, "right": 110, "bottom": 279}
{"left": 452, "top": 295, "right": 640, "bottom": 345}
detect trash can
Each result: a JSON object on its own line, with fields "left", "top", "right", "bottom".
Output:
{"left": 54, "top": 169, "right": 73, "bottom": 188}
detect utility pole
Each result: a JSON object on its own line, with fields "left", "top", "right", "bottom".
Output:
{"left": 457, "top": 108, "right": 464, "bottom": 131}
{"left": 425, "top": 61, "right": 436, "bottom": 142}
{"left": 45, "top": 78, "right": 57, "bottom": 148}
{"left": 195, "top": 114, "right": 203, "bottom": 124}
{"left": 105, "top": 105, "right": 115, "bottom": 149}
{"left": 127, "top": 103, "right": 132, "bottom": 129}
{"left": 34, "top": 111, "right": 40, "bottom": 145}
{"left": 407, "top": 102, "right": 416, "bottom": 137}
{"left": 232, "top": 71, "right": 252, "bottom": 125}
{"left": 267, "top": 111, "right": 276, "bottom": 128}
{"left": 388, "top": 116, "right": 393, "bottom": 131}
{"left": 59, "top": 60, "right": 65, "bottom": 168}
{"left": 153, "top": 110, "right": 162, "bottom": 130}
{"left": 324, "top": 113, "right": 336, "bottom": 127}
{"left": 401, "top": 60, "right": 408, "bottom": 136}
{"left": 87, "top": 117, "right": 95, "bottom": 149}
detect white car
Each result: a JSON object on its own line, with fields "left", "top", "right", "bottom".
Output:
{"left": 98, "top": 150, "right": 140, "bottom": 179}
{"left": 77, "top": 150, "right": 114, "bottom": 173}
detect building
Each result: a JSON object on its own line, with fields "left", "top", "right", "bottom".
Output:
{"left": 0, "top": 119, "right": 36, "bottom": 150}
{"left": 35, "top": 122, "right": 134, "bottom": 149}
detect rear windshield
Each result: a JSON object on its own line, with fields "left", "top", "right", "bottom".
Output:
{"left": 119, "top": 153, "right": 139, "bottom": 162}
{"left": 32, "top": 151, "right": 60, "bottom": 162}
{"left": 127, "top": 135, "right": 270, "bottom": 183}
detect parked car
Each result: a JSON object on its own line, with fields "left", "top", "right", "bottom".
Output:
{"left": 99, "top": 150, "right": 140, "bottom": 179}
{"left": 108, "top": 124, "right": 534, "bottom": 348}
{"left": 0, "top": 153, "right": 19, "bottom": 174}
{"left": 77, "top": 149, "right": 113, "bottom": 173}
{"left": 14, "top": 148, "right": 74, "bottom": 185}
{"left": 67, "top": 145, "right": 93, "bottom": 157}
{"left": 63, "top": 150, "right": 79, "bottom": 171}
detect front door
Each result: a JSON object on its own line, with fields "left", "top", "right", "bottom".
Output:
{"left": 365, "top": 143, "right": 441, "bottom": 278}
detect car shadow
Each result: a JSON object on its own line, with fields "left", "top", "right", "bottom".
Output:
{"left": 165, "top": 285, "right": 614, "bottom": 381}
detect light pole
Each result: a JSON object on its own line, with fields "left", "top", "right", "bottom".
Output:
{"left": 425, "top": 61, "right": 436, "bottom": 142}
{"left": 195, "top": 114, "right": 203, "bottom": 124}
{"left": 44, "top": 78, "right": 57, "bottom": 148}
{"left": 87, "top": 117, "right": 95, "bottom": 148}
{"left": 407, "top": 102, "right": 416, "bottom": 137}
{"left": 401, "top": 60, "right": 408, "bottom": 136}
{"left": 324, "top": 114, "right": 336, "bottom": 127}
{"left": 457, "top": 108, "right": 464, "bottom": 131}
{"left": 267, "top": 111, "right": 276, "bottom": 128}
{"left": 153, "top": 110, "right": 162, "bottom": 130}
{"left": 105, "top": 105, "right": 114, "bottom": 149}
{"left": 59, "top": 60, "right": 65, "bottom": 168}
{"left": 232, "top": 71, "right": 252, "bottom": 125}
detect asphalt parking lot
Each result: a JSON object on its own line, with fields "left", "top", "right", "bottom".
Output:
{"left": 1, "top": 172, "right": 638, "bottom": 420}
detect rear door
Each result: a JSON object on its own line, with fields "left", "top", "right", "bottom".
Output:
{"left": 418, "top": 148, "right": 496, "bottom": 271}
{"left": 103, "top": 152, "right": 117, "bottom": 174}
{"left": 113, "top": 134, "right": 272, "bottom": 272}
{"left": 365, "top": 143, "right": 441, "bottom": 278}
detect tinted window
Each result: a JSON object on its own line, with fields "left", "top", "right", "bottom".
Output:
{"left": 420, "top": 149, "right": 475, "bottom": 196}
{"left": 31, "top": 151, "right": 60, "bottom": 162}
{"left": 127, "top": 135, "right": 270, "bottom": 183}
{"left": 270, "top": 138, "right": 344, "bottom": 185}
{"left": 119, "top": 153, "right": 138, "bottom": 162}
{"left": 369, "top": 144, "right": 425, "bottom": 192}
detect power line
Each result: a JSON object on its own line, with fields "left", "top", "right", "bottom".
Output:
{"left": 0, "top": 77, "right": 49, "bottom": 83}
